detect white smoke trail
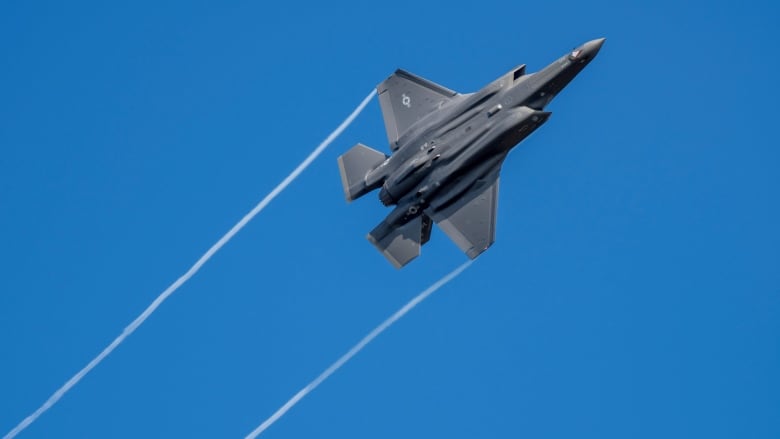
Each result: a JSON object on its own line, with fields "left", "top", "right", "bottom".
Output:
{"left": 244, "top": 259, "right": 474, "bottom": 439}
{"left": 3, "top": 90, "right": 377, "bottom": 439}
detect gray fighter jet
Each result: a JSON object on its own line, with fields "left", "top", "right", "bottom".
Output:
{"left": 338, "top": 38, "right": 605, "bottom": 268}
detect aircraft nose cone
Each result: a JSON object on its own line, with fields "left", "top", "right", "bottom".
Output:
{"left": 585, "top": 38, "right": 606, "bottom": 56}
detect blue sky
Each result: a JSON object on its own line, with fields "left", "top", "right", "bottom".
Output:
{"left": 1, "top": 0, "right": 778, "bottom": 437}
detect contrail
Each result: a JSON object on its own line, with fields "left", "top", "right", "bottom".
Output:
{"left": 3, "top": 89, "right": 377, "bottom": 439}
{"left": 244, "top": 259, "right": 474, "bottom": 439}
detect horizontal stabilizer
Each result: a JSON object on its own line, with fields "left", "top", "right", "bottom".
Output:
{"left": 367, "top": 215, "right": 430, "bottom": 269}
{"left": 337, "top": 143, "right": 387, "bottom": 202}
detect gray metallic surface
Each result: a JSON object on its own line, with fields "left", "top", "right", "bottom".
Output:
{"left": 337, "top": 143, "right": 387, "bottom": 201}
{"left": 338, "top": 38, "right": 605, "bottom": 268}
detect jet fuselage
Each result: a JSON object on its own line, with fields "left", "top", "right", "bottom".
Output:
{"left": 373, "top": 38, "right": 605, "bottom": 227}
{"left": 337, "top": 38, "right": 605, "bottom": 267}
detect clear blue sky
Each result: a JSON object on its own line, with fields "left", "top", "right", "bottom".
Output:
{"left": 1, "top": 1, "right": 778, "bottom": 437}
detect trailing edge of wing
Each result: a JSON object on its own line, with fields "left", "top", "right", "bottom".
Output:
{"left": 377, "top": 69, "right": 458, "bottom": 151}
{"left": 426, "top": 171, "right": 500, "bottom": 259}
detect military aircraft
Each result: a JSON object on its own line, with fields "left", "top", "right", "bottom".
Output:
{"left": 338, "top": 38, "right": 605, "bottom": 268}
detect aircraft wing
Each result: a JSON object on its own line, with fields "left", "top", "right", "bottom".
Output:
{"left": 377, "top": 69, "right": 458, "bottom": 151}
{"left": 426, "top": 169, "right": 500, "bottom": 259}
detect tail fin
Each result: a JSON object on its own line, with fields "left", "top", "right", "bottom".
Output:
{"left": 337, "top": 143, "right": 387, "bottom": 202}
{"left": 367, "top": 214, "right": 430, "bottom": 269}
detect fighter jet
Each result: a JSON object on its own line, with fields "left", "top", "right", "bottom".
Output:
{"left": 338, "top": 38, "right": 605, "bottom": 268}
